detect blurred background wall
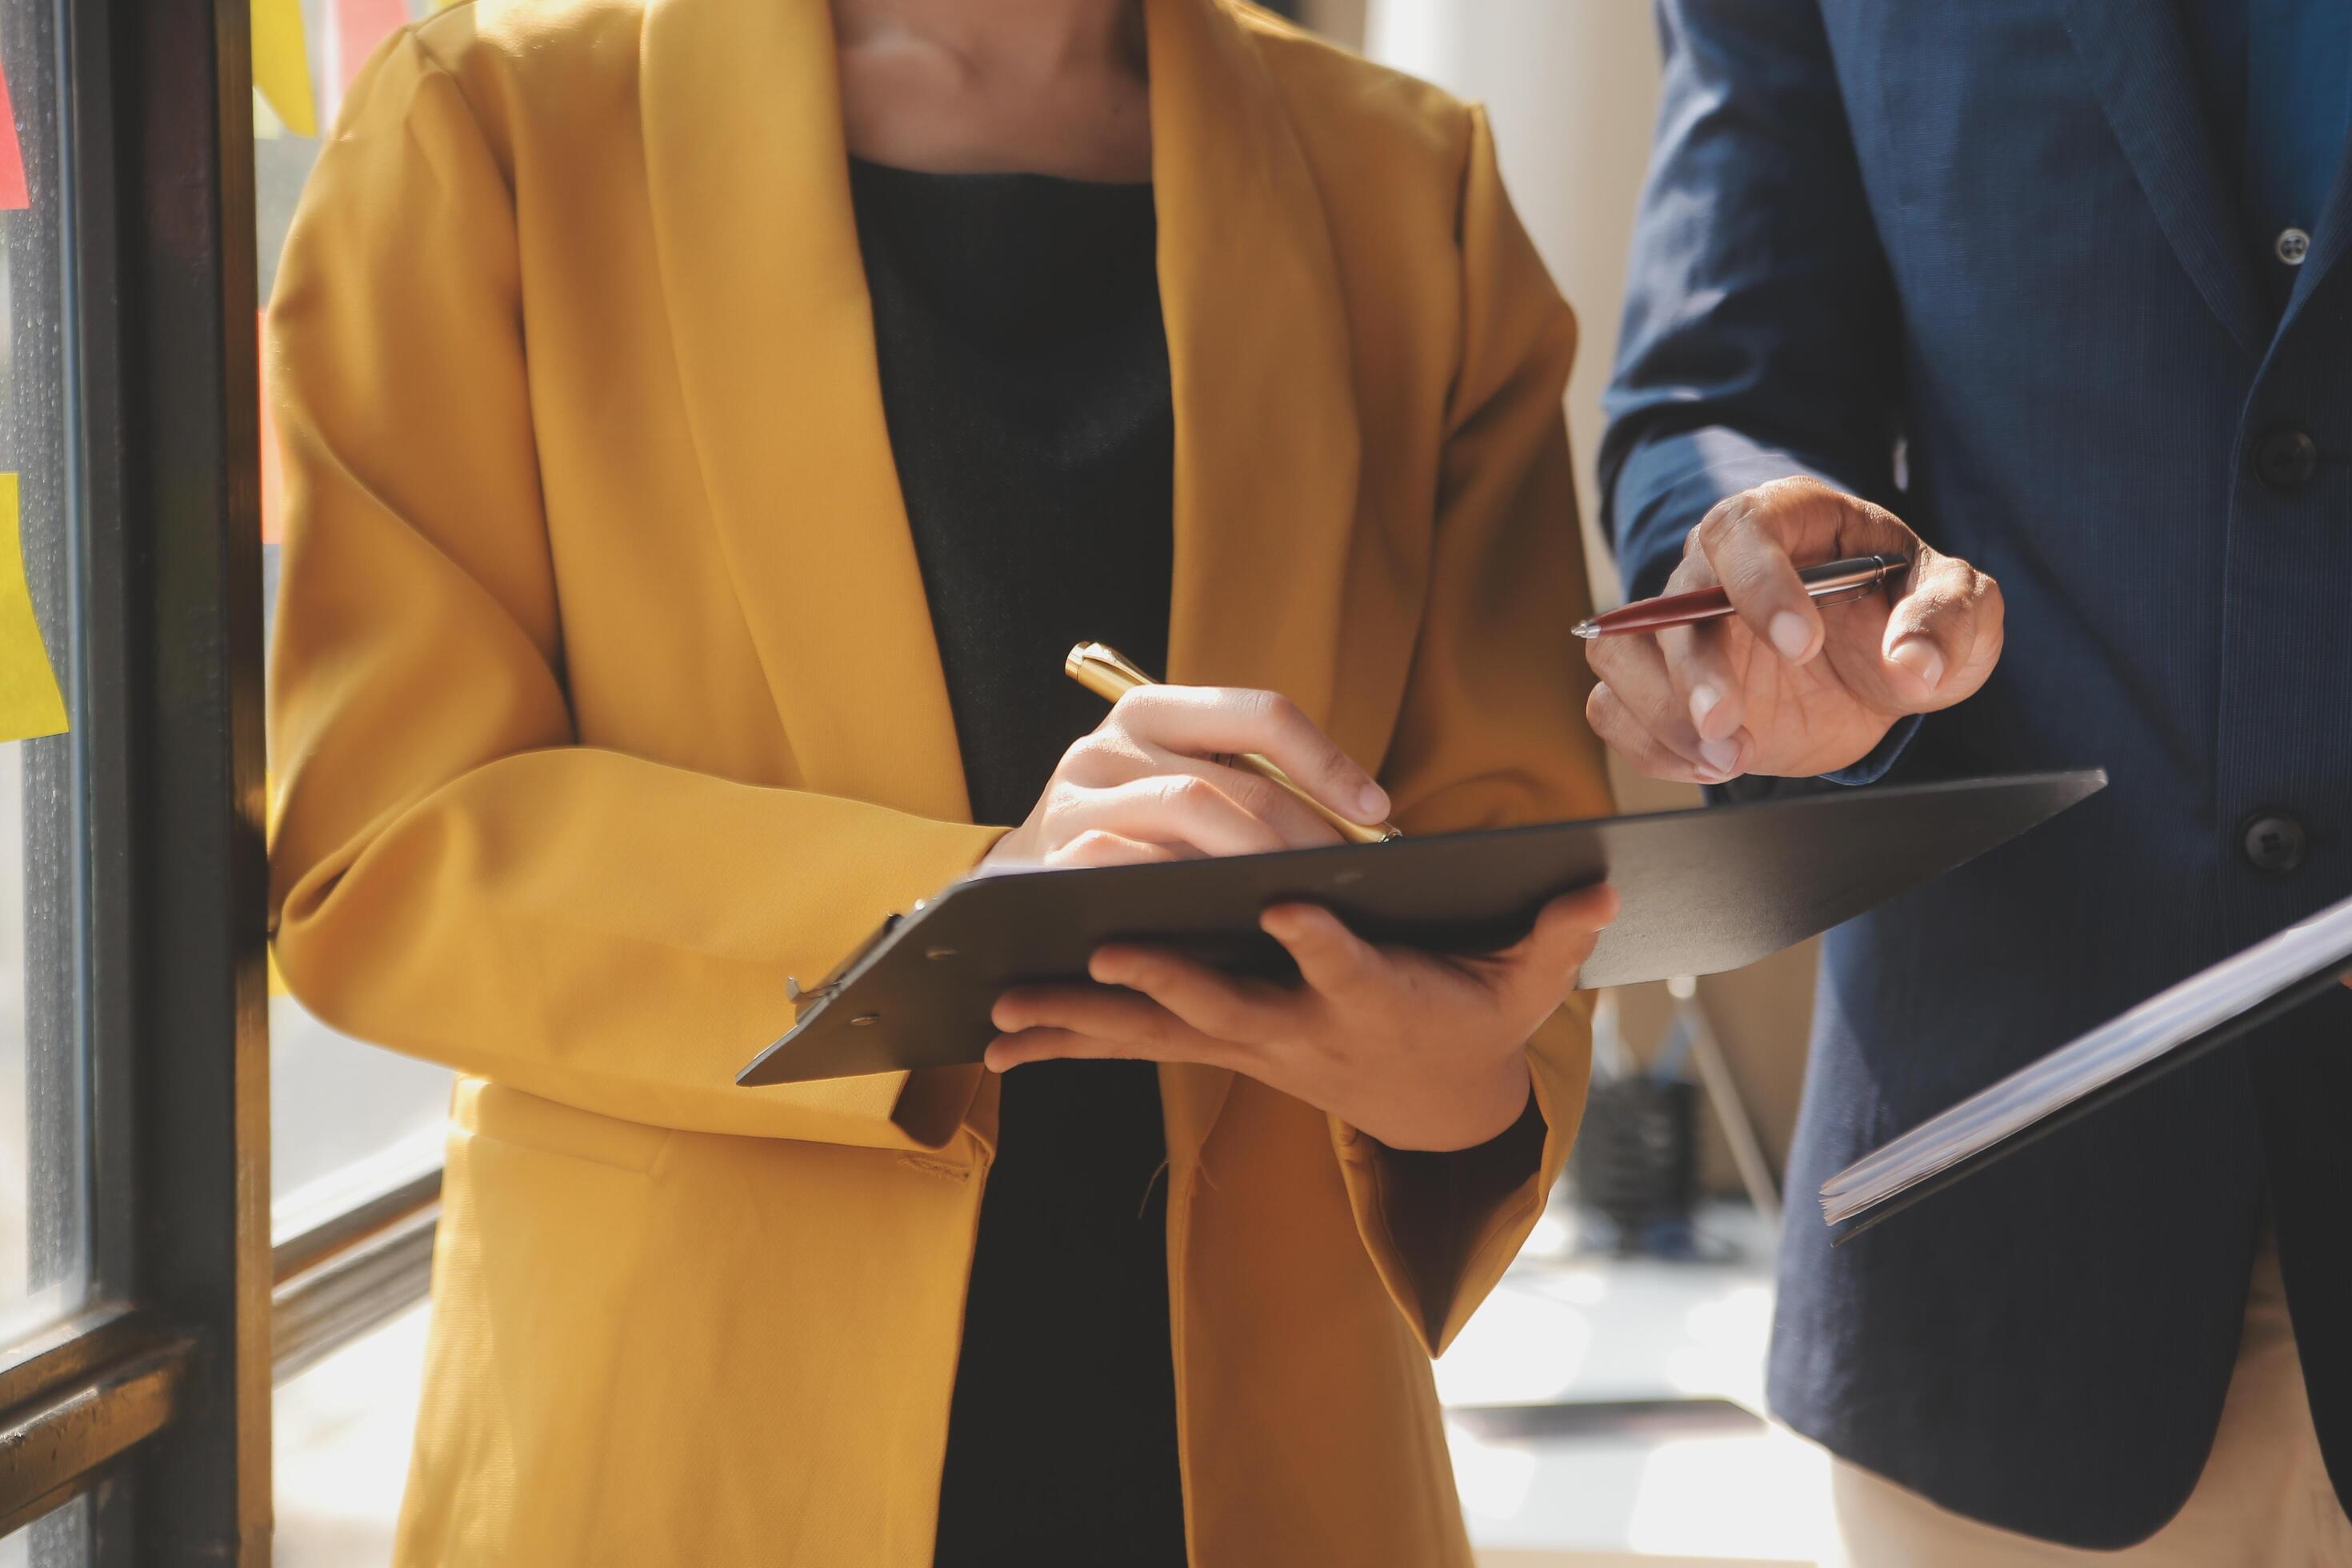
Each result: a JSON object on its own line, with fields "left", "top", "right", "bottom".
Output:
{"left": 1304, "top": 0, "right": 1819, "bottom": 1194}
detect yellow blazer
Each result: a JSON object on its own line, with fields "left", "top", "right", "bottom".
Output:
{"left": 266, "top": 0, "right": 1612, "bottom": 1562}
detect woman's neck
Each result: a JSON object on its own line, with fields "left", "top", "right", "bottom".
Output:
{"left": 833, "top": 0, "right": 1141, "bottom": 75}
{"left": 832, "top": 0, "right": 1153, "bottom": 182}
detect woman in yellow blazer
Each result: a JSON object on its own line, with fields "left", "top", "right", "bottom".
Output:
{"left": 266, "top": 0, "right": 1617, "bottom": 1562}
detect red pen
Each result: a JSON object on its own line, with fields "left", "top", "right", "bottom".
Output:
{"left": 1574, "top": 554, "right": 1908, "bottom": 640}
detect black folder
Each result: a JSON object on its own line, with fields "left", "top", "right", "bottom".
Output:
{"left": 738, "top": 770, "right": 2105, "bottom": 1086}
{"left": 1821, "top": 886, "right": 2352, "bottom": 1239}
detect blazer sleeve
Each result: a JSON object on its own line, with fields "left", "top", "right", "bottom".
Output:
{"left": 1602, "top": 0, "right": 1920, "bottom": 788}
{"left": 265, "top": 32, "right": 1002, "bottom": 1151}
{"left": 1328, "top": 106, "right": 1617, "bottom": 1356}
{"left": 1597, "top": 0, "right": 1903, "bottom": 604}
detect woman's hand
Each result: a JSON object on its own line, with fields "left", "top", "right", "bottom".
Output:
{"left": 986, "top": 884, "right": 1619, "bottom": 1152}
{"left": 1586, "top": 477, "right": 2003, "bottom": 782}
{"left": 982, "top": 686, "right": 1391, "bottom": 869}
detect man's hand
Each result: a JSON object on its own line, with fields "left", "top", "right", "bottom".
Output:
{"left": 985, "top": 885, "right": 1618, "bottom": 1153}
{"left": 1587, "top": 478, "right": 2004, "bottom": 782}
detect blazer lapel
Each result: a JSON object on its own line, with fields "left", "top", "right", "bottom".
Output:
{"left": 2051, "top": 0, "right": 2273, "bottom": 358}
{"left": 638, "top": 0, "right": 970, "bottom": 824}
{"left": 1146, "top": 0, "right": 1365, "bottom": 1165}
{"left": 1149, "top": 0, "right": 1362, "bottom": 708}
{"left": 642, "top": 0, "right": 1359, "bottom": 1160}
{"left": 2279, "top": 138, "right": 2352, "bottom": 331}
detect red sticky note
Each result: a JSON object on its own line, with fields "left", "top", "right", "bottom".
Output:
{"left": 0, "top": 59, "right": 30, "bottom": 210}
{"left": 337, "top": 0, "right": 409, "bottom": 93}
{"left": 258, "top": 310, "right": 284, "bottom": 546}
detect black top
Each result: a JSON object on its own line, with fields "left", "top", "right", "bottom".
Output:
{"left": 846, "top": 157, "right": 1189, "bottom": 1566}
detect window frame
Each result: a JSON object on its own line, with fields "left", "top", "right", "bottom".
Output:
{"left": 0, "top": 0, "right": 278, "bottom": 1554}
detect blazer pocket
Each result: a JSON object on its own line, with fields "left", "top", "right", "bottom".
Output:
{"left": 450, "top": 1078, "right": 671, "bottom": 1175}
{"left": 421, "top": 1090, "right": 667, "bottom": 1564}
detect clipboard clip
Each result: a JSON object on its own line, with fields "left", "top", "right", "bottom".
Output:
{"left": 786, "top": 910, "right": 907, "bottom": 1014}
{"left": 784, "top": 975, "right": 839, "bottom": 1008}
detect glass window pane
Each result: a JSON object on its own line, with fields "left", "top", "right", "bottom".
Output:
{"left": 0, "top": 1490, "right": 88, "bottom": 1568}
{"left": 0, "top": 0, "right": 88, "bottom": 1338}
{"left": 258, "top": 0, "right": 454, "bottom": 1239}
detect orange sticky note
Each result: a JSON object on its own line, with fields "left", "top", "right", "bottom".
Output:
{"left": 0, "top": 58, "right": 29, "bottom": 210}
{"left": 337, "top": 0, "right": 408, "bottom": 92}
{"left": 0, "top": 474, "right": 66, "bottom": 742}
{"left": 253, "top": 0, "right": 318, "bottom": 138}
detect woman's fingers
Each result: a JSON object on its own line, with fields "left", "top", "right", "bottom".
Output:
{"left": 1150, "top": 747, "right": 1345, "bottom": 850}
{"left": 1259, "top": 903, "right": 1382, "bottom": 997}
{"left": 1486, "top": 885, "right": 1620, "bottom": 1014}
{"left": 985, "top": 983, "right": 1250, "bottom": 1070}
{"left": 1086, "top": 943, "right": 1291, "bottom": 1045}
{"left": 1039, "top": 830, "right": 1182, "bottom": 869}
{"left": 1059, "top": 774, "right": 1291, "bottom": 858}
{"left": 986, "top": 1027, "right": 1144, "bottom": 1071}
{"left": 1109, "top": 686, "right": 1390, "bottom": 826}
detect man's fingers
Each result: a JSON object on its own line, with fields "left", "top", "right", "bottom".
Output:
{"left": 1809, "top": 547, "right": 2002, "bottom": 717}
{"left": 1876, "top": 550, "right": 2005, "bottom": 712}
{"left": 1694, "top": 492, "right": 1828, "bottom": 664}
{"left": 1086, "top": 943, "right": 1289, "bottom": 1045}
{"left": 1656, "top": 618, "right": 1749, "bottom": 761}
{"left": 1108, "top": 686, "right": 1390, "bottom": 826}
{"left": 1584, "top": 634, "right": 1734, "bottom": 779}
{"left": 1693, "top": 478, "right": 1916, "bottom": 667}
{"left": 1586, "top": 682, "right": 1710, "bottom": 785}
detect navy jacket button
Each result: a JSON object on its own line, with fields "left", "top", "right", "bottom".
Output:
{"left": 2241, "top": 814, "right": 2308, "bottom": 874}
{"left": 2254, "top": 426, "right": 2319, "bottom": 494}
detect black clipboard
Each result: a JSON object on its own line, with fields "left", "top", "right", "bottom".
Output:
{"left": 738, "top": 770, "right": 2106, "bottom": 1086}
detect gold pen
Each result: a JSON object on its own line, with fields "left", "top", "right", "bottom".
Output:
{"left": 1064, "top": 642, "right": 1402, "bottom": 845}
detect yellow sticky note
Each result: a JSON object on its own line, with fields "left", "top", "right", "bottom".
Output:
{"left": 253, "top": 0, "right": 318, "bottom": 138}
{"left": 0, "top": 475, "right": 66, "bottom": 742}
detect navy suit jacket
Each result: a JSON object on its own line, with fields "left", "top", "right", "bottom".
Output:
{"left": 1603, "top": 1, "right": 2352, "bottom": 1549}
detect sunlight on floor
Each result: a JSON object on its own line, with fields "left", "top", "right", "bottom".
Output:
{"left": 272, "top": 1202, "right": 1829, "bottom": 1565}
{"left": 1447, "top": 1202, "right": 1830, "bottom": 1565}
{"left": 274, "top": 1303, "right": 429, "bottom": 1567}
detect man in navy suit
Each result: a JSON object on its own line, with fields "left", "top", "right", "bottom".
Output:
{"left": 1595, "top": 2, "right": 2352, "bottom": 1560}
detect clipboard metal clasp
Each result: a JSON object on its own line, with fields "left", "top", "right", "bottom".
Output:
{"left": 786, "top": 912, "right": 906, "bottom": 1015}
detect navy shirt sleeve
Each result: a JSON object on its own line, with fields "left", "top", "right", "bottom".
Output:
{"left": 1599, "top": 0, "right": 1918, "bottom": 783}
